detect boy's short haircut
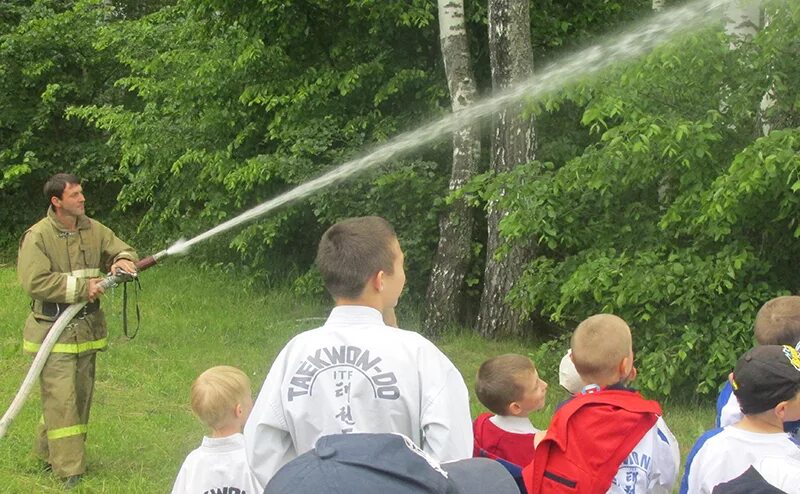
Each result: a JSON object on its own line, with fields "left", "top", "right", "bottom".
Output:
{"left": 191, "top": 366, "right": 251, "bottom": 430}
{"left": 316, "top": 216, "right": 397, "bottom": 299}
{"left": 475, "top": 354, "right": 535, "bottom": 415}
{"left": 754, "top": 296, "right": 800, "bottom": 346}
{"left": 732, "top": 345, "right": 800, "bottom": 415}
{"left": 571, "top": 314, "right": 632, "bottom": 382}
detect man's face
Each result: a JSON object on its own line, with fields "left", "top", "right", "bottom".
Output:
{"left": 53, "top": 182, "right": 85, "bottom": 217}
{"left": 381, "top": 238, "right": 406, "bottom": 309}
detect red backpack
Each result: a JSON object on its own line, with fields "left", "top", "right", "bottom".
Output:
{"left": 522, "top": 389, "right": 661, "bottom": 494}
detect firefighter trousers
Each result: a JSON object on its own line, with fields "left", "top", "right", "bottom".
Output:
{"left": 34, "top": 351, "right": 96, "bottom": 478}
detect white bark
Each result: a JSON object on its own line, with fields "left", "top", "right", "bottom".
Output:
{"left": 424, "top": 0, "right": 482, "bottom": 334}
{"left": 478, "top": 0, "right": 536, "bottom": 338}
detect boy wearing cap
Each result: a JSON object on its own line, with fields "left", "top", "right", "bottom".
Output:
{"left": 244, "top": 217, "right": 472, "bottom": 486}
{"left": 171, "top": 366, "right": 262, "bottom": 494}
{"left": 473, "top": 354, "right": 548, "bottom": 467}
{"left": 524, "top": 314, "right": 679, "bottom": 494}
{"left": 680, "top": 345, "right": 800, "bottom": 494}
{"left": 717, "top": 296, "right": 800, "bottom": 438}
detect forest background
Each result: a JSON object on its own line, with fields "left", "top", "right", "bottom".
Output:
{"left": 1, "top": 0, "right": 799, "bottom": 398}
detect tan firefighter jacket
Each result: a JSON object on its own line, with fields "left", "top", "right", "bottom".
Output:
{"left": 17, "top": 207, "right": 138, "bottom": 355}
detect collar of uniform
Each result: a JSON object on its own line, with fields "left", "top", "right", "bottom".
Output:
{"left": 200, "top": 432, "right": 246, "bottom": 452}
{"left": 326, "top": 305, "right": 385, "bottom": 326}
{"left": 490, "top": 414, "right": 538, "bottom": 434}
{"left": 46, "top": 206, "right": 91, "bottom": 232}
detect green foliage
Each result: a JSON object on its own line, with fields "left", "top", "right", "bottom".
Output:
{"left": 68, "top": 0, "right": 449, "bottom": 284}
{"left": 0, "top": 0, "right": 171, "bottom": 257}
{"left": 484, "top": 2, "right": 800, "bottom": 396}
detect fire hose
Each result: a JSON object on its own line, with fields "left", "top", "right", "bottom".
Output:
{"left": 0, "top": 250, "right": 166, "bottom": 439}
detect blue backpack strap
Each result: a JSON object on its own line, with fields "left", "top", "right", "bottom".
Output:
{"left": 493, "top": 457, "right": 525, "bottom": 493}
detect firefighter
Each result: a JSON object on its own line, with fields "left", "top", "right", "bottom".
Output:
{"left": 17, "top": 173, "right": 138, "bottom": 488}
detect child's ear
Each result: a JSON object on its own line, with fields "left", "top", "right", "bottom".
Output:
{"left": 618, "top": 355, "right": 633, "bottom": 381}
{"left": 371, "top": 270, "right": 385, "bottom": 292}
{"left": 234, "top": 403, "right": 243, "bottom": 418}
{"left": 508, "top": 402, "right": 522, "bottom": 415}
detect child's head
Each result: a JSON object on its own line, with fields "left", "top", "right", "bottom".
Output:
{"left": 732, "top": 345, "right": 800, "bottom": 422}
{"left": 316, "top": 216, "right": 405, "bottom": 310}
{"left": 754, "top": 296, "right": 800, "bottom": 347}
{"left": 475, "top": 354, "right": 548, "bottom": 417}
{"left": 191, "top": 366, "right": 253, "bottom": 434}
{"left": 571, "top": 314, "right": 634, "bottom": 388}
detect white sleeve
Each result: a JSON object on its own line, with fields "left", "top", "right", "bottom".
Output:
{"left": 170, "top": 458, "right": 190, "bottom": 494}
{"left": 243, "top": 347, "right": 296, "bottom": 487}
{"left": 419, "top": 347, "right": 473, "bottom": 462}
{"left": 719, "top": 397, "right": 743, "bottom": 428}
{"left": 649, "top": 418, "right": 680, "bottom": 493}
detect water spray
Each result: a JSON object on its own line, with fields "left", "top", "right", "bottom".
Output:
{"left": 0, "top": 0, "right": 748, "bottom": 439}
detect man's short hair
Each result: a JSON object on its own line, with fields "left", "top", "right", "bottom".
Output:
{"left": 571, "top": 314, "right": 632, "bottom": 383}
{"left": 191, "top": 366, "right": 251, "bottom": 430}
{"left": 315, "top": 216, "right": 397, "bottom": 299}
{"left": 475, "top": 354, "right": 535, "bottom": 415}
{"left": 754, "top": 296, "right": 800, "bottom": 346}
{"left": 43, "top": 173, "right": 80, "bottom": 202}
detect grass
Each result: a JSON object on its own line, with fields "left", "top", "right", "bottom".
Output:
{"left": 0, "top": 262, "right": 714, "bottom": 492}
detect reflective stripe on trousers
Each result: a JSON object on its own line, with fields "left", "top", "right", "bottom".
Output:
{"left": 23, "top": 337, "right": 107, "bottom": 354}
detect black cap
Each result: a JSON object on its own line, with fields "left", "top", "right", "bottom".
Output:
{"left": 732, "top": 345, "right": 800, "bottom": 415}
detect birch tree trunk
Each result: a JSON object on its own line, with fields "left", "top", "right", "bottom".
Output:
{"left": 424, "top": 0, "right": 481, "bottom": 336}
{"left": 724, "top": 1, "right": 773, "bottom": 135}
{"left": 478, "top": 0, "right": 536, "bottom": 338}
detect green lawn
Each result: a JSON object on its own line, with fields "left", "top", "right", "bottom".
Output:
{"left": 0, "top": 263, "right": 714, "bottom": 492}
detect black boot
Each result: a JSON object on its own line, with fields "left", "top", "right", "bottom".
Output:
{"left": 63, "top": 474, "right": 81, "bottom": 489}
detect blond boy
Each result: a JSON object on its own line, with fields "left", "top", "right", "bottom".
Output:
{"left": 473, "top": 354, "right": 548, "bottom": 466}
{"left": 172, "top": 366, "right": 261, "bottom": 494}
{"left": 524, "top": 314, "right": 679, "bottom": 494}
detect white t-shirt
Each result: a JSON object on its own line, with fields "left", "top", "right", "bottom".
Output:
{"left": 609, "top": 417, "right": 680, "bottom": 494}
{"left": 754, "top": 456, "right": 800, "bottom": 492}
{"left": 680, "top": 426, "right": 800, "bottom": 494}
{"left": 171, "top": 433, "right": 262, "bottom": 494}
{"left": 244, "top": 305, "right": 473, "bottom": 486}
{"left": 715, "top": 382, "right": 743, "bottom": 428}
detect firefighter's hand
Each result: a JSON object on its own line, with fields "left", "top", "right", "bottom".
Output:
{"left": 111, "top": 259, "right": 137, "bottom": 276}
{"left": 87, "top": 278, "right": 106, "bottom": 302}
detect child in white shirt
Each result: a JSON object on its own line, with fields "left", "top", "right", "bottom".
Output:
{"left": 681, "top": 345, "right": 800, "bottom": 494}
{"left": 172, "top": 366, "right": 262, "bottom": 494}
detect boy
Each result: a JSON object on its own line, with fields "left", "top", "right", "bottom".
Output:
{"left": 473, "top": 353, "right": 548, "bottom": 466}
{"left": 716, "top": 296, "right": 800, "bottom": 439}
{"left": 523, "top": 314, "right": 679, "bottom": 494}
{"left": 681, "top": 345, "right": 800, "bottom": 494}
{"left": 171, "top": 366, "right": 262, "bottom": 494}
{"left": 244, "top": 216, "right": 472, "bottom": 486}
